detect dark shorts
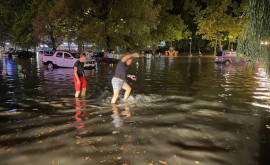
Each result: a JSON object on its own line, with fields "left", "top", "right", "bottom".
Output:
{"left": 109, "top": 58, "right": 113, "bottom": 63}
{"left": 74, "top": 76, "right": 86, "bottom": 91}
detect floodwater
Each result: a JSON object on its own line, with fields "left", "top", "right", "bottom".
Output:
{"left": 0, "top": 55, "right": 269, "bottom": 165}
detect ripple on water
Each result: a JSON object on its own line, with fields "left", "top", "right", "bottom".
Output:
{"left": 0, "top": 57, "right": 269, "bottom": 164}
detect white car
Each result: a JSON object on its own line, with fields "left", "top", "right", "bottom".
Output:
{"left": 38, "top": 50, "right": 54, "bottom": 60}
{"left": 84, "top": 60, "right": 96, "bottom": 69}
{"left": 43, "top": 51, "right": 96, "bottom": 69}
{"left": 38, "top": 50, "right": 54, "bottom": 56}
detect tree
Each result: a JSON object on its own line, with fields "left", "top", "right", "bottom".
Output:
{"left": 32, "top": 0, "right": 67, "bottom": 51}
{"left": 54, "top": 0, "right": 160, "bottom": 52}
{"left": 150, "top": 0, "right": 189, "bottom": 50}
{"left": 12, "top": 0, "right": 40, "bottom": 50}
{"left": 237, "top": 0, "right": 270, "bottom": 72}
{"left": 188, "top": 0, "right": 247, "bottom": 55}
{"left": 0, "top": 0, "right": 33, "bottom": 50}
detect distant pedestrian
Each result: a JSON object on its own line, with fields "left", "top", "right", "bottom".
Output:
{"left": 141, "top": 51, "right": 145, "bottom": 58}
{"left": 108, "top": 49, "right": 113, "bottom": 64}
{"left": 74, "top": 54, "right": 87, "bottom": 97}
{"left": 111, "top": 52, "right": 139, "bottom": 103}
{"left": 198, "top": 49, "right": 202, "bottom": 57}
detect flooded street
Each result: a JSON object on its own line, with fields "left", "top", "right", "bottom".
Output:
{"left": 0, "top": 55, "right": 269, "bottom": 165}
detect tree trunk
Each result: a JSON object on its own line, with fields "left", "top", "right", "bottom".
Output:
{"left": 214, "top": 39, "right": 217, "bottom": 56}
{"left": 152, "top": 48, "right": 156, "bottom": 56}
{"left": 51, "top": 38, "right": 56, "bottom": 51}
{"left": 78, "top": 40, "right": 83, "bottom": 53}
{"left": 106, "top": 36, "right": 110, "bottom": 50}
{"left": 218, "top": 38, "right": 222, "bottom": 51}
{"left": 228, "top": 36, "right": 230, "bottom": 50}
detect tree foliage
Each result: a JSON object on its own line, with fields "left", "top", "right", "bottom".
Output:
{"left": 237, "top": 0, "right": 270, "bottom": 72}
{"left": 51, "top": 0, "right": 160, "bottom": 52}
{"left": 32, "top": 0, "right": 69, "bottom": 51}
{"left": 0, "top": 0, "right": 33, "bottom": 50}
{"left": 1, "top": 0, "right": 248, "bottom": 53}
{"left": 12, "top": 0, "right": 39, "bottom": 49}
{"left": 151, "top": 0, "right": 190, "bottom": 49}
{"left": 3, "top": 0, "right": 190, "bottom": 52}
{"left": 187, "top": 0, "right": 247, "bottom": 55}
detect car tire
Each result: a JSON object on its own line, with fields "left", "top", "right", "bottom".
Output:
{"left": 47, "top": 62, "right": 54, "bottom": 69}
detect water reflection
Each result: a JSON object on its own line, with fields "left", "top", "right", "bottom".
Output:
{"left": 111, "top": 104, "right": 131, "bottom": 134}
{"left": 168, "top": 56, "right": 174, "bottom": 67}
{"left": 0, "top": 56, "right": 269, "bottom": 164}
{"left": 74, "top": 98, "right": 89, "bottom": 130}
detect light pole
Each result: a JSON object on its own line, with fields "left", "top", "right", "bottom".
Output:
{"left": 189, "top": 36, "right": 192, "bottom": 56}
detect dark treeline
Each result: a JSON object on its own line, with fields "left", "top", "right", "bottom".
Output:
{"left": 0, "top": 0, "right": 248, "bottom": 54}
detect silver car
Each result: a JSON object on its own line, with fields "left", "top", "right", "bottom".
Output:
{"left": 215, "top": 50, "right": 237, "bottom": 64}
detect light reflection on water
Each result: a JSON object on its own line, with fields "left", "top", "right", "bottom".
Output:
{"left": 0, "top": 55, "right": 269, "bottom": 165}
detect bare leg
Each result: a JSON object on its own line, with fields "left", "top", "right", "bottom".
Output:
{"left": 81, "top": 88, "right": 86, "bottom": 97}
{"left": 122, "top": 83, "right": 131, "bottom": 102}
{"left": 111, "top": 90, "right": 120, "bottom": 103}
{"left": 75, "top": 91, "right": 80, "bottom": 98}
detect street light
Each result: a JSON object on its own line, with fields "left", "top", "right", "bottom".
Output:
{"left": 261, "top": 41, "right": 269, "bottom": 46}
{"left": 189, "top": 36, "right": 192, "bottom": 56}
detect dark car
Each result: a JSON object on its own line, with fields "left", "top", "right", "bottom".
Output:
{"left": 17, "top": 51, "right": 36, "bottom": 58}
{"left": 91, "top": 52, "right": 104, "bottom": 61}
{"left": 3, "top": 50, "right": 17, "bottom": 57}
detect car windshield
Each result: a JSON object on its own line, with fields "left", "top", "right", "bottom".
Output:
{"left": 216, "top": 51, "right": 223, "bottom": 56}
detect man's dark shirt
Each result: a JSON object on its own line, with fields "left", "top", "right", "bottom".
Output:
{"left": 74, "top": 60, "right": 84, "bottom": 77}
{"left": 114, "top": 61, "right": 127, "bottom": 80}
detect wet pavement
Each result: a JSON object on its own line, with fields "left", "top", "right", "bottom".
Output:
{"left": 0, "top": 55, "right": 269, "bottom": 165}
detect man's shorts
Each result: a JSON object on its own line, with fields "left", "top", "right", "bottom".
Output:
{"left": 74, "top": 76, "right": 86, "bottom": 91}
{"left": 111, "top": 77, "right": 127, "bottom": 91}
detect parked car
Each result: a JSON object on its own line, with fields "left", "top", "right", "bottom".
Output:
{"left": 91, "top": 52, "right": 104, "bottom": 61}
{"left": 3, "top": 50, "right": 17, "bottom": 57}
{"left": 84, "top": 60, "right": 96, "bottom": 69}
{"left": 215, "top": 50, "right": 237, "bottom": 64}
{"left": 12, "top": 50, "right": 21, "bottom": 57}
{"left": 43, "top": 51, "right": 96, "bottom": 69}
{"left": 17, "top": 51, "right": 36, "bottom": 58}
{"left": 38, "top": 50, "right": 54, "bottom": 56}
{"left": 83, "top": 51, "right": 93, "bottom": 59}
{"left": 38, "top": 50, "right": 54, "bottom": 61}
{"left": 72, "top": 52, "right": 95, "bottom": 69}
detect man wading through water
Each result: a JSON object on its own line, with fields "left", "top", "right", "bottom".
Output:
{"left": 74, "top": 54, "right": 87, "bottom": 97}
{"left": 111, "top": 53, "right": 139, "bottom": 103}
